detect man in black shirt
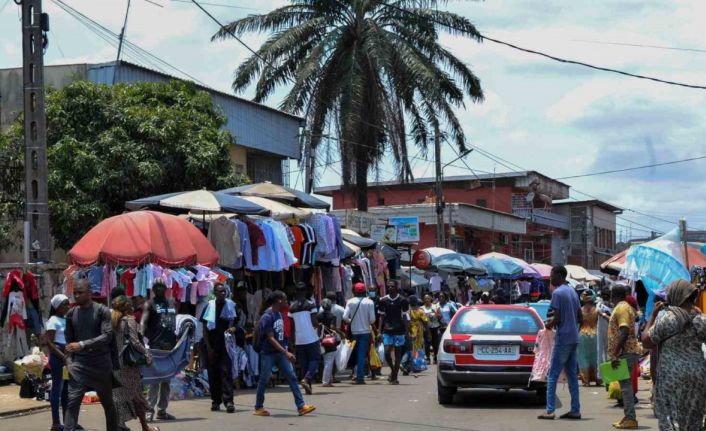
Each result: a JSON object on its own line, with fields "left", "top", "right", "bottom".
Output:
{"left": 141, "top": 278, "right": 177, "bottom": 422}
{"left": 200, "top": 284, "right": 237, "bottom": 413}
{"left": 376, "top": 280, "right": 409, "bottom": 384}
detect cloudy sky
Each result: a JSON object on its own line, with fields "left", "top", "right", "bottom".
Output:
{"left": 2, "top": 0, "right": 706, "bottom": 239}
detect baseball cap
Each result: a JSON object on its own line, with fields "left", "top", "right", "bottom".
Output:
{"left": 353, "top": 282, "right": 366, "bottom": 294}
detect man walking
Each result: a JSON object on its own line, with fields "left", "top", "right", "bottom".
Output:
{"left": 200, "top": 283, "right": 237, "bottom": 413}
{"left": 607, "top": 284, "right": 640, "bottom": 429}
{"left": 141, "top": 278, "right": 177, "bottom": 422}
{"left": 253, "top": 290, "right": 315, "bottom": 417}
{"left": 343, "top": 282, "right": 377, "bottom": 384}
{"left": 538, "top": 265, "right": 582, "bottom": 420}
{"left": 377, "top": 280, "right": 409, "bottom": 385}
{"left": 63, "top": 279, "right": 118, "bottom": 431}
{"left": 289, "top": 282, "right": 320, "bottom": 395}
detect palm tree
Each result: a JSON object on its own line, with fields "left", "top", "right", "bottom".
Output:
{"left": 213, "top": 0, "right": 483, "bottom": 211}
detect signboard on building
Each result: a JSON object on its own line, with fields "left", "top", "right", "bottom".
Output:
{"left": 332, "top": 209, "right": 381, "bottom": 235}
{"left": 371, "top": 224, "right": 399, "bottom": 243}
{"left": 388, "top": 216, "right": 420, "bottom": 243}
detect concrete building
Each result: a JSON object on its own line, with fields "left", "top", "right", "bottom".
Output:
{"left": 553, "top": 199, "right": 623, "bottom": 269}
{"left": 316, "top": 171, "right": 573, "bottom": 264}
{"left": 0, "top": 60, "right": 303, "bottom": 184}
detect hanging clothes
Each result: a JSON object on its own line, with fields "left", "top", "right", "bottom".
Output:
{"left": 208, "top": 216, "right": 241, "bottom": 267}
{"left": 245, "top": 221, "right": 266, "bottom": 267}
{"left": 234, "top": 219, "right": 250, "bottom": 269}
{"left": 5, "top": 290, "right": 28, "bottom": 356}
{"left": 299, "top": 224, "right": 316, "bottom": 267}
{"left": 372, "top": 250, "right": 390, "bottom": 291}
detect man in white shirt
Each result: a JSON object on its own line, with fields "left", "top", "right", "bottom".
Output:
{"left": 343, "top": 283, "right": 377, "bottom": 384}
{"left": 289, "top": 283, "right": 320, "bottom": 395}
{"left": 430, "top": 274, "right": 443, "bottom": 295}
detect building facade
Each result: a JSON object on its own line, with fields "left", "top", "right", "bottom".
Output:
{"left": 317, "top": 171, "right": 574, "bottom": 264}
{"left": 0, "top": 61, "right": 303, "bottom": 185}
{"left": 553, "top": 199, "right": 623, "bottom": 269}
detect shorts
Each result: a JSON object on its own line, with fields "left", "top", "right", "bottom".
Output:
{"left": 382, "top": 334, "right": 406, "bottom": 347}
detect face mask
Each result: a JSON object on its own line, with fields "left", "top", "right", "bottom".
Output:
{"left": 368, "top": 291, "right": 377, "bottom": 298}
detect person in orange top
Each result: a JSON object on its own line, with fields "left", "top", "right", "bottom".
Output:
{"left": 607, "top": 284, "right": 641, "bottom": 430}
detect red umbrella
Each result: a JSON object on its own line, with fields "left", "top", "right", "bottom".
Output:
{"left": 600, "top": 250, "right": 627, "bottom": 275}
{"left": 69, "top": 211, "right": 218, "bottom": 267}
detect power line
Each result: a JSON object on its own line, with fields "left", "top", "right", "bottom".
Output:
{"left": 171, "top": 0, "right": 263, "bottom": 10}
{"left": 557, "top": 155, "right": 706, "bottom": 180}
{"left": 382, "top": 2, "right": 706, "bottom": 90}
{"left": 573, "top": 39, "right": 706, "bottom": 54}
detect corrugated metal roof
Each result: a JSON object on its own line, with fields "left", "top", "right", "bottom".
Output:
{"left": 87, "top": 61, "right": 303, "bottom": 159}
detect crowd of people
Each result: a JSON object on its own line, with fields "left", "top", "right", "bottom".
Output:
{"left": 537, "top": 265, "right": 706, "bottom": 430}
{"left": 37, "top": 263, "right": 706, "bottom": 431}
{"left": 41, "top": 271, "right": 463, "bottom": 431}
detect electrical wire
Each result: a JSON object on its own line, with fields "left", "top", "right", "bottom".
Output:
{"left": 556, "top": 155, "right": 706, "bottom": 180}
{"left": 171, "top": 0, "right": 263, "bottom": 10}
{"left": 573, "top": 39, "right": 706, "bottom": 54}
{"left": 382, "top": 2, "right": 706, "bottom": 90}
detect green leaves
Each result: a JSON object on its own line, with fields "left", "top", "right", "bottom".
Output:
{"left": 0, "top": 80, "right": 246, "bottom": 252}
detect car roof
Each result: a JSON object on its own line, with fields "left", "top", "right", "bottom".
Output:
{"left": 466, "top": 304, "right": 537, "bottom": 311}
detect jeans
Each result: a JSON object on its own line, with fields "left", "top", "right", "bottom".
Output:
{"left": 295, "top": 341, "right": 321, "bottom": 383}
{"left": 546, "top": 343, "right": 580, "bottom": 414}
{"left": 49, "top": 346, "right": 68, "bottom": 426}
{"left": 147, "top": 381, "right": 171, "bottom": 413}
{"left": 321, "top": 351, "right": 336, "bottom": 385}
{"left": 619, "top": 353, "right": 639, "bottom": 420}
{"left": 255, "top": 352, "right": 305, "bottom": 410}
{"left": 352, "top": 333, "right": 371, "bottom": 382}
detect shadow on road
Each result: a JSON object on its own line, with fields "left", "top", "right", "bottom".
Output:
{"left": 443, "top": 389, "right": 543, "bottom": 410}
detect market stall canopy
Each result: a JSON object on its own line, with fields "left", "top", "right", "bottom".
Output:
{"left": 600, "top": 250, "right": 627, "bottom": 276}
{"left": 341, "top": 228, "right": 377, "bottom": 249}
{"left": 400, "top": 267, "right": 430, "bottom": 290}
{"left": 125, "top": 190, "right": 270, "bottom": 215}
{"left": 433, "top": 252, "right": 486, "bottom": 275}
{"left": 377, "top": 243, "right": 401, "bottom": 261}
{"left": 342, "top": 240, "right": 361, "bottom": 258}
{"left": 412, "top": 247, "right": 455, "bottom": 270}
{"left": 530, "top": 263, "right": 552, "bottom": 279}
{"left": 479, "top": 252, "right": 541, "bottom": 278}
{"left": 69, "top": 211, "right": 218, "bottom": 267}
{"left": 477, "top": 255, "right": 524, "bottom": 279}
{"left": 220, "top": 182, "right": 330, "bottom": 210}
{"left": 237, "top": 196, "right": 312, "bottom": 220}
{"left": 566, "top": 265, "right": 602, "bottom": 283}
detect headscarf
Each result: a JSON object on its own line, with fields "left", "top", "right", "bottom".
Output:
{"left": 50, "top": 294, "right": 69, "bottom": 310}
{"left": 665, "top": 279, "right": 698, "bottom": 329}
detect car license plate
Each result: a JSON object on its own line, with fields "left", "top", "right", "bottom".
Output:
{"left": 476, "top": 345, "right": 518, "bottom": 356}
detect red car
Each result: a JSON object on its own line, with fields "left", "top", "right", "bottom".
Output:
{"left": 436, "top": 304, "right": 545, "bottom": 405}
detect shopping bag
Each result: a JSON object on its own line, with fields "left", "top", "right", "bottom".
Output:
{"left": 530, "top": 329, "right": 568, "bottom": 384}
{"left": 378, "top": 343, "right": 387, "bottom": 367}
{"left": 607, "top": 381, "right": 622, "bottom": 400}
{"left": 600, "top": 359, "right": 629, "bottom": 383}
{"left": 369, "top": 343, "right": 382, "bottom": 370}
{"left": 335, "top": 340, "right": 356, "bottom": 371}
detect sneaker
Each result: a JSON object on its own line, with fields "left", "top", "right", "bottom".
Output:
{"left": 298, "top": 405, "right": 316, "bottom": 416}
{"left": 156, "top": 411, "right": 176, "bottom": 420}
{"left": 300, "top": 379, "right": 313, "bottom": 395}
{"left": 211, "top": 403, "right": 220, "bottom": 412}
{"left": 49, "top": 425, "right": 64, "bottom": 431}
{"left": 253, "top": 408, "right": 270, "bottom": 417}
{"left": 146, "top": 411, "right": 155, "bottom": 423}
{"left": 226, "top": 403, "right": 235, "bottom": 414}
{"left": 351, "top": 380, "right": 366, "bottom": 385}
{"left": 613, "top": 418, "right": 638, "bottom": 429}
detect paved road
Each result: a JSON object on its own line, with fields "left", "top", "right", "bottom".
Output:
{"left": 2, "top": 368, "right": 658, "bottom": 430}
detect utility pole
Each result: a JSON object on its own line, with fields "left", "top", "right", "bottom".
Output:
{"left": 680, "top": 218, "right": 690, "bottom": 270}
{"left": 21, "top": 0, "right": 51, "bottom": 263}
{"left": 434, "top": 129, "right": 445, "bottom": 247}
{"left": 114, "top": 0, "right": 131, "bottom": 84}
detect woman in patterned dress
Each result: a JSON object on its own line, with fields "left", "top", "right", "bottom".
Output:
{"left": 577, "top": 290, "right": 600, "bottom": 386}
{"left": 642, "top": 280, "right": 706, "bottom": 431}
{"left": 111, "top": 296, "right": 159, "bottom": 431}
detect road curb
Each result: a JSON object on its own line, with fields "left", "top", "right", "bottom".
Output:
{"left": 0, "top": 404, "right": 51, "bottom": 419}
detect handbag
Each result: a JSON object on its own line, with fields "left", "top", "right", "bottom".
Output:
{"left": 320, "top": 327, "right": 340, "bottom": 348}
{"left": 120, "top": 319, "right": 149, "bottom": 367}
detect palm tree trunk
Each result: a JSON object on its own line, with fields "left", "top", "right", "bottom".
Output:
{"left": 355, "top": 158, "right": 368, "bottom": 211}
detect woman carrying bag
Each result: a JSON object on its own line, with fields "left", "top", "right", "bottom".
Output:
{"left": 318, "top": 299, "right": 342, "bottom": 387}
{"left": 111, "top": 295, "right": 158, "bottom": 431}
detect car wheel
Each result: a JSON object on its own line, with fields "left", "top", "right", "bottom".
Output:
{"left": 437, "top": 382, "right": 456, "bottom": 405}
{"left": 535, "top": 388, "right": 547, "bottom": 405}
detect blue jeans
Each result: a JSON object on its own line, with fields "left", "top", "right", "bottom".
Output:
{"left": 49, "top": 345, "right": 68, "bottom": 425}
{"left": 352, "top": 333, "right": 371, "bottom": 382}
{"left": 295, "top": 341, "right": 321, "bottom": 383}
{"left": 546, "top": 343, "right": 580, "bottom": 414}
{"left": 255, "top": 353, "right": 305, "bottom": 410}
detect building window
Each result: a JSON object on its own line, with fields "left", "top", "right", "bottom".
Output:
{"left": 476, "top": 198, "right": 487, "bottom": 208}
{"left": 377, "top": 197, "right": 385, "bottom": 206}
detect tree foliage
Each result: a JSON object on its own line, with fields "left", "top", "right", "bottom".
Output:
{"left": 213, "top": 0, "right": 483, "bottom": 210}
{"left": 0, "top": 80, "right": 247, "bottom": 252}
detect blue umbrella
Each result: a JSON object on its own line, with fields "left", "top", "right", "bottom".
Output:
{"left": 433, "top": 253, "right": 486, "bottom": 275}
{"left": 125, "top": 189, "right": 270, "bottom": 215}
{"left": 478, "top": 256, "right": 524, "bottom": 279}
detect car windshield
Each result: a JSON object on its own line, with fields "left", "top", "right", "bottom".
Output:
{"left": 451, "top": 308, "right": 541, "bottom": 335}
{"left": 529, "top": 303, "right": 550, "bottom": 320}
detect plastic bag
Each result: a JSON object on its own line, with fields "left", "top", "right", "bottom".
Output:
{"left": 378, "top": 344, "right": 387, "bottom": 367}
{"left": 608, "top": 381, "right": 622, "bottom": 400}
{"left": 369, "top": 343, "right": 382, "bottom": 370}
{"left": 335, "top": 340, "right": 356, "bottom": 371}
{"left": 530, "top": 329, "right": 567, "bottom": 383}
